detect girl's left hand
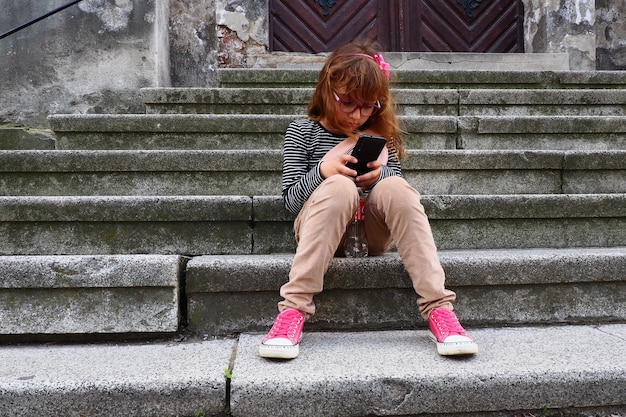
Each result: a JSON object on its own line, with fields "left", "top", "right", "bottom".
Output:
{"left": 355, "top": 160, "right": 382, "bottom": 188}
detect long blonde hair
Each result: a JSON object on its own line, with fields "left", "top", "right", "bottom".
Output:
{"left": 308, "top": 41, "right": 406, "bottom": 160}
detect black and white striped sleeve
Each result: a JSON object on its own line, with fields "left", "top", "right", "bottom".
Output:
{"left": 379, "top": 147, "right": 402, "bottom": 179}
{"left": 281, "top": 120, "right": 325, "bottom": 216}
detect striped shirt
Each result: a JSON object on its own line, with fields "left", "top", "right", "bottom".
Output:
{"left": 282, "top": 118, "right": 402, "bottom": 216}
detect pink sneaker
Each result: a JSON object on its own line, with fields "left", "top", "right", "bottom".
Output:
{"left": 259, "top": 308, "right": 305, "bottom": 359}
{"left": 428, "top": 308, "right": 478, "bottom": 356}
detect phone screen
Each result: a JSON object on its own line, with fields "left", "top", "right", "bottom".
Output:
{"left": 346, "top": 135, "right": 387, "bottom": 176}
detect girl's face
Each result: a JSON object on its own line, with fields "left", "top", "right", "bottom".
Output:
{"left": 331, "top": 87, "right": 378, "bottom": 132}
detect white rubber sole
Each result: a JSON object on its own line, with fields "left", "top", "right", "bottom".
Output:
{"left": 428, "top": 331, "right": 478, "bottom": 356}
{"left": 259, "top": 343, "right": 300, "bottom": 359}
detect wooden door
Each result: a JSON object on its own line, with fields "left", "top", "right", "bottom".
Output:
{"left": 269, "top": 0, "right": 384, "bottom": 53}
{"left": 269, "top": 0, "right": 524, "bottom": 53}
{"left": 416, "top": 0, "right": 524, "bottom": 52}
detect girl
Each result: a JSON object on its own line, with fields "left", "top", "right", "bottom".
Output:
{"left": 259, "top": 41, "right": 477, "bottom": 359}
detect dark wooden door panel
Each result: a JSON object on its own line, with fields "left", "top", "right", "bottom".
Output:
{"left": 418, "top": 0, "right": 523, "bottom": 52}
{"left": 269, "top": 0, "right": 524, "bottom": 53}
{"left": 270, "top": 0, "right": 379, "bottom": 53}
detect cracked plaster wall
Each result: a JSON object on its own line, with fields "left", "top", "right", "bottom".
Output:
{"left": 523, "top": 0, "right": 597, "bottom": 70}
{"left": 597, "top": 0, "right": 626, "bottom": 69}
{"left": 168, "top": 0, "right": 217, "bottom": 87}
{"left": 167, "top": 0, "right": 267, "bottom": 86}
{"left": 0, "top": 0, "right": 169, "bottom": 126}
{"left": 214, "top": 0, "right": 267, "bottom": 68}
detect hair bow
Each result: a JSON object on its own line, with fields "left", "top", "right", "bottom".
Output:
{"left": 373, "top": 54, "right": 391, "bottom": 80}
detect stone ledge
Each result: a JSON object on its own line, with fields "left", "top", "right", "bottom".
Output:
{"left": 232, "top": 325, "right": 626, "bottom": 417}
{"left": 0, "top": 195, "right": 251, "bottom": 221}
{"left": 253, "top": 194, "right": 626, "bottom": 221}
{"left": 1, "top": 325, "right": 623, "bottom": 416}
{"left": 46, "top": 113, "right": 626, "bottom": 151}
{"left": 186, "top": 248, "right": 626, "bottom": 292}
{"left": 246, "top": 52, "right": 571, "bottom": 71}
{"left": 217, "top": 68, "right": 626, "bottom": 89}
{"left": 185, "top": 248, "right": 626, "bottom": 334}
{"left": 141, "top": 87, "right": 626, "bottom": 117}
{"left": 0, "top": 338, "right": 232, "bottom": 416}
{"left": 1, "top": 150, "right": 624, "bottom": 196}
{"left": 0, "top": 196, "right": 253, "bottom": 255}
{"left": 0, "top": 255, "right": 183, "bottom": 335}
{"left": 0, "top": 194, "right": 624, "bottom": 255}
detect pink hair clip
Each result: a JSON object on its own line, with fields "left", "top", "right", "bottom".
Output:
{"left": 373, "top": 54, "right": 391, "bottom": 80}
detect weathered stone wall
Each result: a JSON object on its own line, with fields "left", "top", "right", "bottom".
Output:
{"left": 216, "top": 0, "right": 267, "bottom": 67}
{"left": 597, "top": 0, "right": 626, "bottom": 69}
{"left": 166, "top": 0, "right": 267, "bottom": 86}
{"left": 0, "top": 0, "right": 169, "bottom": 126}
{"left": 168, "top": 0, "right": 217, "bottom": 87}
{"left": 523, "top": 0, "right": 596, "bottom": 70}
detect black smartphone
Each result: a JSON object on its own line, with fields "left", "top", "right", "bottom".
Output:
{"left": 346, "top": 134, "right": 387, "bottom": 176}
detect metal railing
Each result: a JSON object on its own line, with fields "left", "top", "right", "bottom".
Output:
{"left": 0, "top": 0, "right": 83, "bottom": 40}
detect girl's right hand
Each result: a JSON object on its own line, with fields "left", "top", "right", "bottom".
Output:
{"left": 320, "top": 155, "right": 358, "bottom": 181}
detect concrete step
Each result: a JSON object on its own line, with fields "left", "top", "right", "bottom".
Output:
{"left": 1, "top": 324, "right": 624, "bottom": 416}
{"left": 142, "top": 87, "right": 626, "bottom": 117}
{"left": 185, "top": 248, "right": 626, "bottom": 336}
{"left": 232, "top": 325, "right": 626, "bottom": 417}
{"left": 217, "top": 68, "right": 626, "bottom": 89}
{"left": 0, "top": 195, "right": 252, "bottom": 255}
{"left": 1, "top": 194, "right": 624, "bottom": 255}
{"left": 253, "top": 193, "right": 626, "bottom": 253}
{"left": 458, "top": 115, "right": 626, "bottom": 150}
{"left": 458, "top": 89, "right": 626, "bottom": 116}
{"left": 4, "top": 247, "right": 624, "bottom": 340}
{"left": 0, "top": 336, "right": 233, "bottom": 416}
{"left": 141, "top": 87, "right": 459, "bottom": 116}
{"left": 381, "top": 52, "right": 572, "bottom": 71}
{"left": 254, "top": 51, "right": 571, "bottom": 72}
{"left": 0, "top": 149, "right": 283, "bottom": 196}
{"left": 47, "top": 114, "right": 626, "bottom": 150}
{"left": 46, "top": 114, "right": 458, "bottom": 150}
{"left": 47, "top": 114, "right": 306, "bottom": 150}
{"left": 2, "top": 150, "right": 624, "bottom": 196}
{"left": 0, "top": 255, "right": 183, "bottom": 338}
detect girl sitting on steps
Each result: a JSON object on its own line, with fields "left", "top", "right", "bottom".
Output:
{"left": 259, "top": 40, "right": 478, "bottom": 359}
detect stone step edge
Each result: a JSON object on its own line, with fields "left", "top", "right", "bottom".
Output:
{"left": 253, "top": 51, "right": 571, "bottom": 71}
{"left": 186, "top": 247, "right": 626, "bottom": 292}
{"left": 217, "top": 67, "right": 626, "bottom": 88}
{"left": 1, "top": 324, "right": 624, "bottom": 417}
{"left": 4, "top": 248, "right": 623, "bottom": 338}
{"left": 0, "top": 254, "right": 183, "bottom": 289}
{"left": 1, "top": 194, "right": 624, "bottom": 221}
{"left": 0, "top": 254, "right": 184, "bottom": 336}
{"left": 232, "top": 325, "right": 626, "bottom": 417}
{"left": 140, "top": 86, "right": 626, "bottom": 105}
{"left": 2, "top": 149, "right": 625, "bottom": 171}
{"left": 47, "top": 114, "right": 626, "bottom": 133}
{"left": 3, "top": 247, "right": 623, "bottom": 291}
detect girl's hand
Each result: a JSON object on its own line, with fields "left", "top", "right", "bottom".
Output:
{"left": 354, "top": 159, "right": 381, "bottom": 188}
{"left": 321, "top": 156, "right": 382, "bottom": 188}
{"left": 320, "top": 155, "right": 361, "bottom": 180}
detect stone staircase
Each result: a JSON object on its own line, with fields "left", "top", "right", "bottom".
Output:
{"left": 0, "top": 68, "right": 625, "bottom": 416}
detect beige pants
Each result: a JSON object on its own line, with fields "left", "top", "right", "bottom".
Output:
{"left": 279, "top": 175, "right": 456, "bottom": 320}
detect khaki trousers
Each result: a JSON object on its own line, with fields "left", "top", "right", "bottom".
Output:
{"left": 279, "top": 175, "right": 456, "bottom": 320}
